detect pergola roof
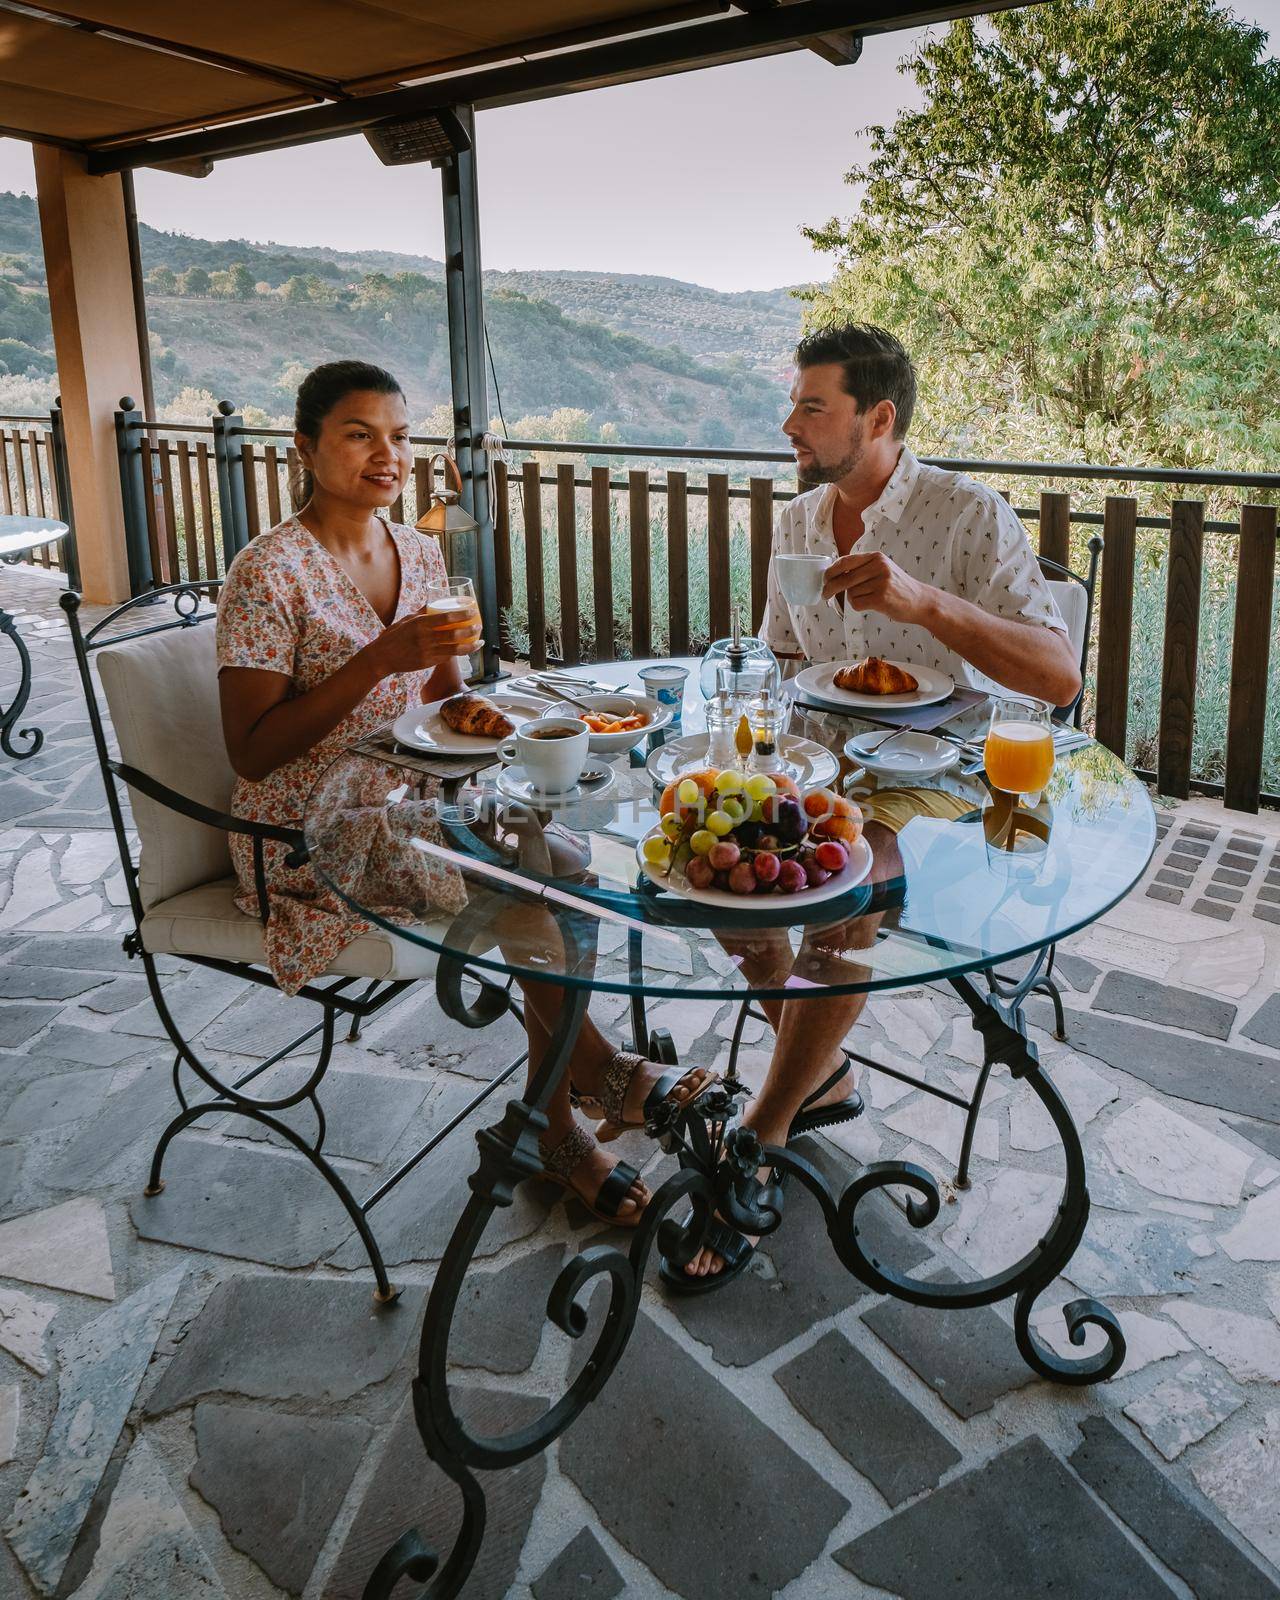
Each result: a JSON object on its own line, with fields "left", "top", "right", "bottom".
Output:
{"left": 2, "top": 0, "right": 1036, "bottom": 170}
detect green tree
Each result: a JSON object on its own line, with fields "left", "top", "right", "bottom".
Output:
{"left": 208, "top": 268, "right": 234, "bottom": 297}
{"left": 281, "top": 275, "right": 311, "bottom": 306}
{"left": 228, "top": 262, "right": 255, "bottom": 300}
{"left": 148, "top": 264, "right": 177, "bottom": 295}
{"left": 178, "top": 266, "right": 210, "bottom": 297}
{"left": 803, "top": 0, "right": 1280, "bottom": 470}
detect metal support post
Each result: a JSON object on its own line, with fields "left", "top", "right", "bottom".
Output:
{"left": 113, "top": 396, "right": 152, "bottom": 594}
{"left": 440, "top": 106, "right": 501, "bottom": 682}
{"left": 48, "top": 397, "right": 79, "bottom": 590}
{"left": 212, "top": 400, "right": 250, "bottom": 567}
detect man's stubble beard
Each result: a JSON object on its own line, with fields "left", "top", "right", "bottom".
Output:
{"left": 799, "top": 430, "right": 865, "bottom": 489}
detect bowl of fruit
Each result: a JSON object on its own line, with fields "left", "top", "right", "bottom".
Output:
{"left": 637, "top": 768, "right": 872, "bottom": 908}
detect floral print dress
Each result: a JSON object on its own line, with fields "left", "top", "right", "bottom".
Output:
{"left": 215, "top": 514, "right": 466, "bottom": 994}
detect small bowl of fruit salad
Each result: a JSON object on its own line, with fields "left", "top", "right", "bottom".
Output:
{"left": 637, "top": 769, "right": 872, "bottom": 908}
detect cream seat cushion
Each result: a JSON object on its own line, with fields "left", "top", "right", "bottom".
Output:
{"left": 141, "top": 878, "right": 445, "bottom": 982}
{"left": 1046, "top": 578, "right": 1087, "bottom": 666}
{"left": 96, "top": 621, "right": 236, "bottom": 911}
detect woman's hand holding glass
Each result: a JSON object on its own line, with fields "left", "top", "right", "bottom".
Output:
{"left": 367, "top": 577, "right": 482, "bottom": 679}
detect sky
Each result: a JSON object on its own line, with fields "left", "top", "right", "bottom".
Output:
{"left": 2, "top": 3, "right": 1278, "bottom": 293}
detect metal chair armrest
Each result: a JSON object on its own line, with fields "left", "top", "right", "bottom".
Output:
{"left": 110, "top": 760, "right": 310, "bottom": 867}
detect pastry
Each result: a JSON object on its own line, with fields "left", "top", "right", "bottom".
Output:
{"left": 438, "top": 693, "right": 514, "bottom": 738}
{"left": 834, "top": 657, "right": 918, "bottom": 695}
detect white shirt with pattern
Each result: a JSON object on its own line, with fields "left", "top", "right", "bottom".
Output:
{"left": 760, "top": 445, "right": 1067, "bottom": 694}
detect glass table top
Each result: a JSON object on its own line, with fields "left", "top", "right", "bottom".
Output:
{"left": 0, "top": 516, "right": 68, "bottom": 562}
{"left": 303, "top": 659, "right": 1156, "bottom": 1000}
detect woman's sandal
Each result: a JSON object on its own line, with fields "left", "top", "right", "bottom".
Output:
{"left": 787, "top": 1054, "right": 864, "bottom": 1138}
{"left": 539, "top": 1124, "right": 648, "bottom": 1228}
{"left": 573, "top": 1049, "right": 718, "bottom": 1144}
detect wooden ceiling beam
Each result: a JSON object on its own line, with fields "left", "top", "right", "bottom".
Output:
{"left": 82, "top": 0, "right": 1044, "bottom": 173}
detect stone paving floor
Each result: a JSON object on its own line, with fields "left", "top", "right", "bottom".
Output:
{"left": 1, "top": 559, "right": 1280, "bottom": 1599}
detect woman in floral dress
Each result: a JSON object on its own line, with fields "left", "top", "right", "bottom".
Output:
{"left": 216, "top": 361, "right": 712, "bottom": 1224}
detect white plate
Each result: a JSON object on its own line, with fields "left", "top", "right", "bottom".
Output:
{"left": 636, "top": 829, "right": 873, "bottom": 912}
{"left": 795, "top": 660, "right": 954, "bottom": 711}
{"left": 844, "top": 730, "right": 961, "bottom": 779}
{"left": 496, "top": 761, "right": 616, "bottom": 805}
{"left": 645, "top": 732, "right": 840, "bottom": 791}
{"left": 391, "top": 691, "right": 542, "bottom": 754}
{"left": 541, "top": 692, "right": 672, "bottom": 755}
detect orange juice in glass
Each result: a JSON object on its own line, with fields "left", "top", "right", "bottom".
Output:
{"left": 984, "top": 699, "right": 1055, "bottom": 797}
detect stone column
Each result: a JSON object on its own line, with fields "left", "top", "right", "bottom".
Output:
{"left": 33, "top": 147, "right": 146, "bottom": 603}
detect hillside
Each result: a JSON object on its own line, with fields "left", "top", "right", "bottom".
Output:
{"left": 0, "top": 191, "right": 802, "bottom": 441}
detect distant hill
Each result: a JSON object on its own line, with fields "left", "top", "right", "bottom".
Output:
{"left": 0, "top": 190, "right": 805, "bottom": 443}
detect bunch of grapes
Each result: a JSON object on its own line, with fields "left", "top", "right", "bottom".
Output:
{"left": 644, "top": 771, "right": 858, "bottom": 897}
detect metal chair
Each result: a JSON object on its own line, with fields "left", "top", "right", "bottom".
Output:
{"left": 62, "top": 581, "right": 527, "bottom": 1301}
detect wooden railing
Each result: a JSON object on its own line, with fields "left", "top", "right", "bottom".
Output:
{"left": 0, "top": 414, "right": 68, "bottom": 570}
{"left": 105, "top": 405, "right": 1280, "bottom": 812}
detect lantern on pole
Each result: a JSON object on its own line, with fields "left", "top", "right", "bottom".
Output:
{"left": 414, "top": 452, "right": 479, "bottom": 571}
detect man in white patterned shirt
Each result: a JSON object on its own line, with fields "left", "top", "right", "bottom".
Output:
{"left": 675, "top": 326, "right": 1081, "bottom": 1288}
{"left": 761, "top": 323, "right": 1080, "bottom": 704}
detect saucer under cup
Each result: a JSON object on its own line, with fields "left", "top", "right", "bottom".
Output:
{"left": 499, "top": 718, "right": 589, "bottom": 794}
{"left": 845, "top": 730, "right": 960, "bottom": 779}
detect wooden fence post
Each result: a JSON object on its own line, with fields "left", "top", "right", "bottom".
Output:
{"left": 591, "top": 466, "right": 613, "bottom": 662}
{"left": 749, "top": 477, "right": 773, "bottom": 636}
{"left": 1225, "top": 504, "right": 1278, "bottom": 813}
{"left": 629, "top": 469, "right": 651, "bottom": 658}
{"left": 522, "top": 459, "right": 546, "bottom": 669}
{"left": 708, "top": 472, "right": 731, "bottom": 642}
{"left": 1038, "top": 490, "right": 1070, "bottom": 570}
{"left": 1094, "top": 496, "right": 1137, "bottom": 759}
{"left": 1157, "top": 500, "right": 1204, "bottom": 798}
{"left": 667, "top": 470, "right": 690, "bottom": 657}
{"left": 556, "top": 462, "right": 580, "bottom": 664}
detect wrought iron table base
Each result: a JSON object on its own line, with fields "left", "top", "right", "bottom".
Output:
{"left": 364, "top": 923, "right": 1125, "bottom": 1600}
{"left": 0, "top": 605, "right": 41, "bottom": 759}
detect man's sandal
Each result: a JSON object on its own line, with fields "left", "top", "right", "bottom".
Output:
{"left": 539, "top": 1125, "right": 648, "bottom": 1228}
{"left": 788, "top": 1054, "right": 864, "bottom": 1139}
{"left": 573, "top": 1049, "right": 717, "bottom": 1144}
{"left": 658, "top": 1217, "right": 756, "bottom": 1296}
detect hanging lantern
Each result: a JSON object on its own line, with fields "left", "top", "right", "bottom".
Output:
{"left": 415, "top": 452, "right": 479, "bottom": 568}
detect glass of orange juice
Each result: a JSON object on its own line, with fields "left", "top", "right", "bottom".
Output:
{"left": 984, "top": 698, "right": 1055, "bottom": 799}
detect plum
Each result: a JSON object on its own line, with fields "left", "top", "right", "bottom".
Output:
{"left": 775, "top": 798, "right": 805, "bottom": 842}
{"left": 728, "top": 861, "right": 758, "bottom": 895}
{"left": 753, "top": 851, "right": 781, "bottom": 884}
{"left": 684, "top": 856, "right": 715, "bottom": 890}
{"left": 815, "top": 839, "right": 848, "bottom": 873}
{"left": 708, "top": 839, "right": 741, "bottom": 871}
{"left": 804, "top": 859, "right": 831, "bottom": 888}
{"left": 713, "top": 870, "right": 730, "bottom": 891}
{"left": 776, "top": 858, "right": 807, "bottom": 893}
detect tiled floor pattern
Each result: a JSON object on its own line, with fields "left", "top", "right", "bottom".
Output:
{"left": 2, "top": 562, "right": 1280, "bottom": 1599}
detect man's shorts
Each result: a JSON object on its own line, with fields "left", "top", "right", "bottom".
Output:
{"left": 857, "top": 785, "right": 975, "bottom": 836}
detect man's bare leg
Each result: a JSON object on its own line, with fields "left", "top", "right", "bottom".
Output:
{"left": 686, "top": 821, "right": 902, "bottom": 1277}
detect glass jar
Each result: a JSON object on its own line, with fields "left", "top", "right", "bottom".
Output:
{"left": 699, "top": 636, "right": 781, "bottom": 704}
{"left": 748, "top": 696, "right": 785, "bottom": 774}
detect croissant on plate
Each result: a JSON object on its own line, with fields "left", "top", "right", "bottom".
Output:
{"left": 834, "top": 657, "right": 919, "bottom": 695}
{"left": 438, "top": 693, "right": 514, "bottom": 738}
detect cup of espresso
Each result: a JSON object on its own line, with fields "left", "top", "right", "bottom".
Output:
{"left": 498, "top": 718, "right": 590, "bottom": 793}
{"left": 775, "top": 552, "right": 831, "bottom": 606}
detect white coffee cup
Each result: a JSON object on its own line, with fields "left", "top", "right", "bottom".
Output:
{"left": 775, "top": 552, "right": 831, "bottom": 605}
{"left": 774, "top": 547, "right": 832, "bottom": 601}
{"left": 498, "top": 718, "right": 589, "bottom": 793}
